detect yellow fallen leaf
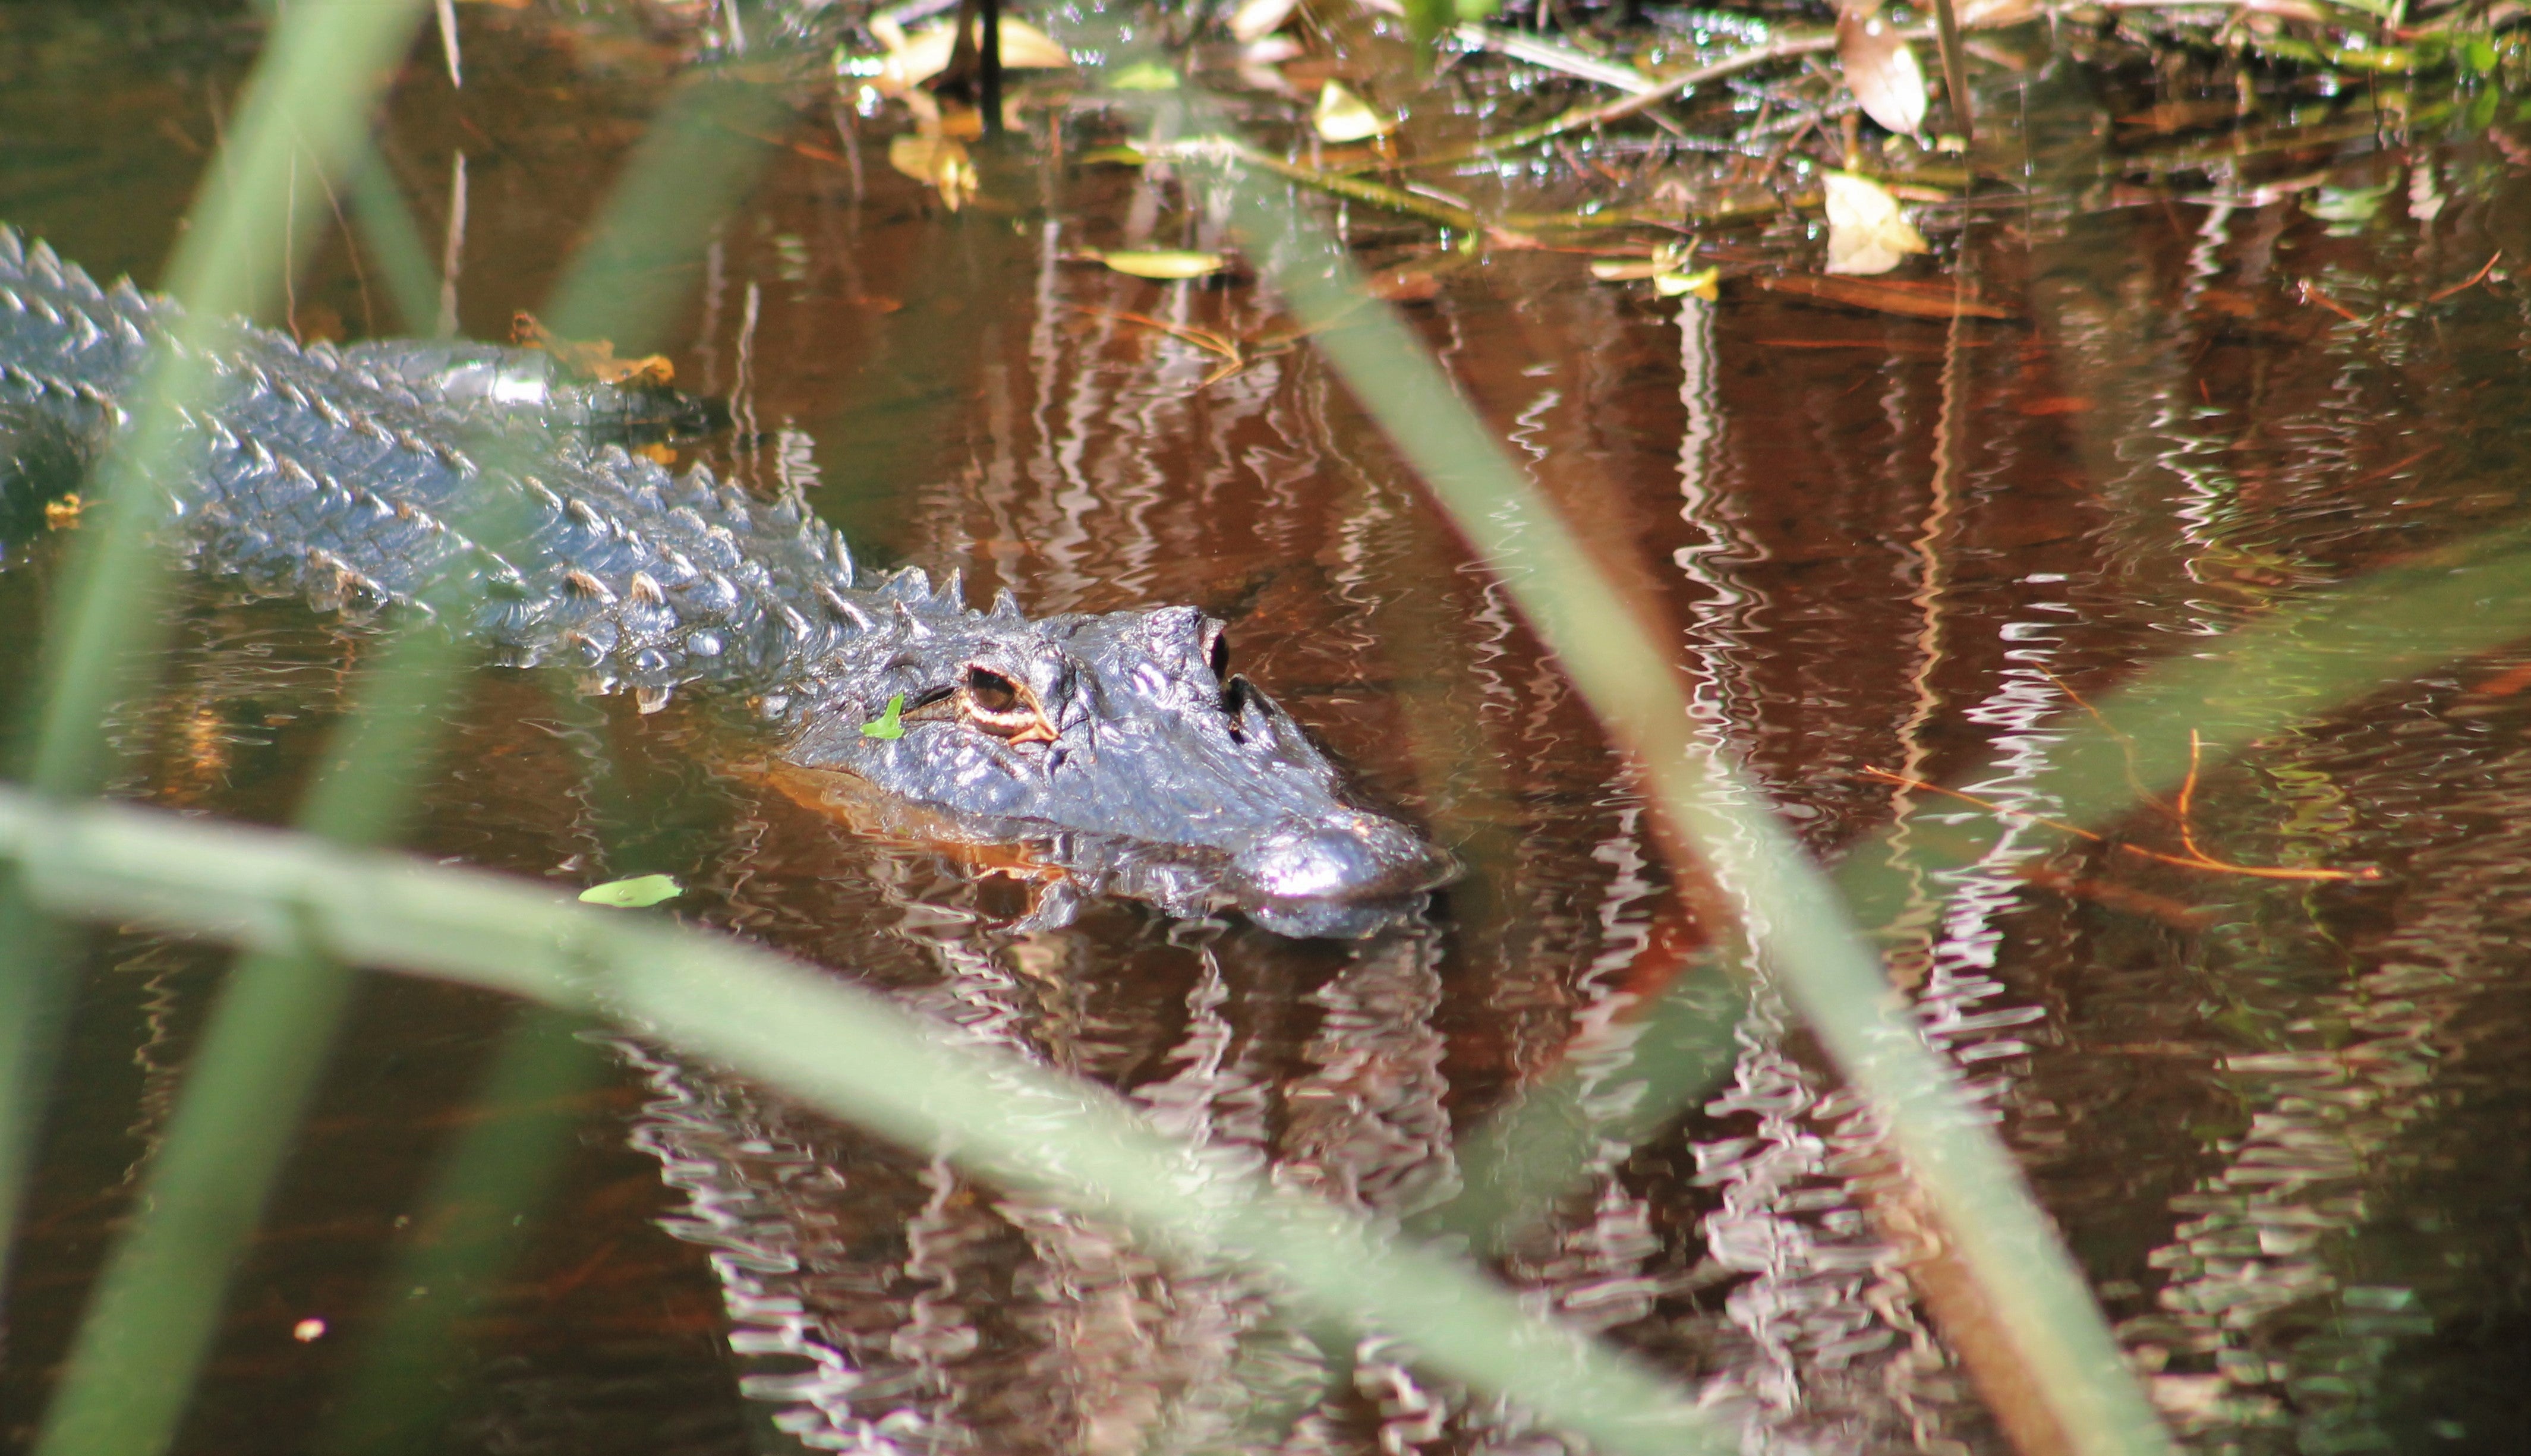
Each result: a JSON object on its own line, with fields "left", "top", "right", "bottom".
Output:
{"left": 511, "top": 311, "right": 674, "bottom": 385}
{"left": 1314, "top": 80, "right": 1394, "bottom": 143}
{"left": 1591, "top": 242, "right": 1708, "bottom": 297}
{"left": 1656, "top": 267, "right": 1720, "bottom": 300}
{"left": 1098, "top": 250, "right": 1228, "bottom": 280}
{"left": 861, "top": 15, "right": 1073, "bottom": 95}
{"left": 889, "top": 133, "right": 977, "bottom": 210}
{"left": 1590, "top": 257, "right": 1665, "bottom": 281}
{"left": 1822, "top": 171, "right": 1928, "bottom": 276}
{"left": 1231, "top": 0, "right": 1302, "bottom": 41}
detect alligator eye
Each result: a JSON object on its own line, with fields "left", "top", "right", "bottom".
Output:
{"left": 960, "top": 665, "right": 1059, "bottom": 744}
{"left": 1207, "top": 629, "right": 1231, "bottom": 683}
{"left": 966, "top": 666, "right": 1019, "bottom": 714}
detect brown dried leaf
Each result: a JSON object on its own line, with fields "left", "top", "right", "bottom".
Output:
{"left": 1755, "top": 272, "right": 2013, "bottom": 320}
{"left": 511, "top": 311, "right": 675, "bottom": 385}
{"left": 1363, "top": 261, "right": 1443, "bottom": 302}
{"left": 1836, "top": 11, "right": 1928, "bottom": 138}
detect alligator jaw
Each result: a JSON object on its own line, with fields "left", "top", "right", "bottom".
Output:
{"left": 776, "top": 598, "right": 1455, "bottom": 935}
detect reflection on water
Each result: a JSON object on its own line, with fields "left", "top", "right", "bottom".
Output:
{"left": 11, "top": 4, "right": 2531, "bottom": 1451}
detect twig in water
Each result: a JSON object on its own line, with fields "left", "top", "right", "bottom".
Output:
{"left": 1066, "top": 304, "right": 1316, "bottom": 388}
{"left": 2426, "top": 249, "right": 2502, "bottom": 302}
{"left": 1862, "top": 761, "right": 2379, "bottom": 881}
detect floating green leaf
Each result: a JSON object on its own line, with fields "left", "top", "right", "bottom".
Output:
{"left": 1108, "top": 61, "right": 1180, "bottom": 92}
{"left": 578, "top": 874, "right": 683, "bottom": 909}
{"left": 1313, "top": 81, "right": 1395, "bottom": 143}
{"left": 1098, "top": 250, "right": 1229, "bottom": 281}
{"left": 862, "top": 692, "right": 908, "bottom": 739}
{"left": 2309, "top": 183, "right": 2394, "bottom": 225}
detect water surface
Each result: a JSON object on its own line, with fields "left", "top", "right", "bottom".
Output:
{"left": 4, "top": 5, "right": 2529, "bottom": 1452}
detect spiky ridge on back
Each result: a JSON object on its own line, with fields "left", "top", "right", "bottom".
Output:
{"left": 0, "top": 225, "right": 963, "bottom": 714}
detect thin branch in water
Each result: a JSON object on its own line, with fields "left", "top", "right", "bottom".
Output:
{"left": 2426, "top": 248, "right": 2502, "bottom": 302}
{"left": 2037, "top": 666, "right": 2170, "bottom": 816}
{"left": 1066, "top": 304, "right": 1285, "bottom": 388}
{"left": 1861, "top": 765, "right": 2379, "bottom": 881}
{"left": 2296, "top": 278, "right": 2364, "bottom": 322}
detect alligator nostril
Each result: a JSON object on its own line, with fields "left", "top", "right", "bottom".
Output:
{"left": 1228, "top": 815, "right": 1455, "bottom": 903}
{"left": 1221, "top": 675, "right": 1252, "bottom": 740}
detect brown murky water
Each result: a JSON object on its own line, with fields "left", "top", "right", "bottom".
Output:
{"left": 6, "top": 4, "right": 2531, "bottom": 1453}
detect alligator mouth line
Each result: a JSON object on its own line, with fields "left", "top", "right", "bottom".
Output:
{"left": 759, "top": 756, "right": 1454, "bottom": 940}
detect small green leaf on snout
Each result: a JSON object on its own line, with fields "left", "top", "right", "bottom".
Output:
{"left": 578, "top": 874, "right": 683, "bottom": 908}
{"left": 862, "top": 692, "right": 909, "bottom": 740}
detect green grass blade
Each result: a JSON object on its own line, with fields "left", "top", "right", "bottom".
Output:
{"left": 0, "top": 888, "right": 81, "bottom": 1300}
{"left": 345, "top": 144, "right": 450, "bottom": 336}
{"left": 32, "top": 629, "right": 467, "bottom": 1456}
{"left": 540, "top": 72, "right": 792, "bottom": 350}
{"left": 30, "top": 938, "right": 364, "bottom": 1456}
{"left": 21, "top": 0, "right": 432, "bottom": 797}
{"left": 1414, "top": 956, "right": 1745, "bottom": 1253}
{"left": 1400, "top": 527, "right": 2531, "bottom": 1315}
{"left": 0, "top": 0, "right": 432, "bottom": 1360}
{"left": 1186, "top": 134, "right": 2176, "bottom": 1454}
{"left": 315, "top": 1007, "right": 612, "bottom": 1455}
{"left": 0, "top": 789, "right": 1733, "bottom": 1456}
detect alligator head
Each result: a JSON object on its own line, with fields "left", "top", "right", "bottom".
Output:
{"left": 775, "top": 571, "right": 1454, "bottom": 937}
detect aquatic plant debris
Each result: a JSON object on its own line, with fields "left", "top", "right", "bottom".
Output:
{"left": 1096, "top": 249, "right": 1228, "bottom": 280}
{"left": 1313, "top": 80, "right": 1395, "bottom": 143}
{"left": 1823, "top": 171, "right": 1930, "bottom": 276}
{"left": 861, "top": 692, "right": 907, "bottom": 740}
{"left": 1591, "top": 244, "right": 1718, "bottom": 299}
{"left": 579, "top": 874, "right": 685, "bottom": 908}
{"left": 510, "top": 311, "right": 673, "bottom": 387}
{"left": 1836, "top": 4, "right": 1930, "bottom": 138}
{"left": 1861, "top": 745, "right": 2381, "bottom": 883}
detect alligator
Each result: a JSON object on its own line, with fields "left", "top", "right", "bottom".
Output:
{"left": 0, "top": 227, "right": 1454, "bottom": 937}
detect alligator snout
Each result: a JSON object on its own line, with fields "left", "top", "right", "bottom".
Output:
{"left": 1227, "top": 814, "right": 1457, "bottom": 904}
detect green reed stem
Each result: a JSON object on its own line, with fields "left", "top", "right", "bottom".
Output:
{"left": 1196, "top": 139, "right": 2178, "bottom": 1456}
{"left": 316, "top": 1006, "right": 611, "bottom": 1456}
{"left": 346, "top": 145, "right": 450, "bottom": 336}
{"left": 31, "top": 628, "right": 466, "bottom": 1456}
{"left": 21, "top": 0, "right": 431, "bottom": 796}
{"left": 0, "top": 788, "right": 1733, "bottom": 1456}
{"left": 0, "top": 0, "right": 431, "bottom": 1335}
{"left": 541, "top": 73, "right": 792, "bottom": 351}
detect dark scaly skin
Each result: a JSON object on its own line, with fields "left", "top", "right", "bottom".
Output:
{"left": 0, "top": 228, "right": 1453, "bottom": 937}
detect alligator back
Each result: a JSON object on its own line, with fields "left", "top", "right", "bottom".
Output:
{"left": 0, "top": 227, "right": 859, "bottom": 709}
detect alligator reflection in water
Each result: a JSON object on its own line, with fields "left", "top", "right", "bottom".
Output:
{"left": 620, "top": 918, "right": 1460, "bottom": 1455}
{"left": 0, "top": 228, "right": 1450, "bottom": 935}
